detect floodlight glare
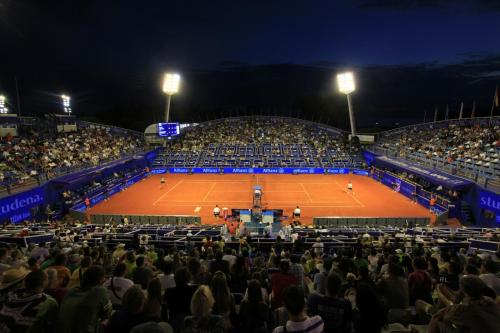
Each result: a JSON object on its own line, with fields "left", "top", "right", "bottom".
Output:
{"left": 337, "top": 72, "right": 355, "bottom": 94}
{"left": 162, "top": 73, "right": 181, "bottom": 95}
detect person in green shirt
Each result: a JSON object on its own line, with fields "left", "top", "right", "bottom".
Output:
{"left": 0, "top": 269, "right": 59, "bottom": 333}
{"left": 57, "top": 265, "right": 112, "bottom": 333}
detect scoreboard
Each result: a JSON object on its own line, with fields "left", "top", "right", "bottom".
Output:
{"left": 157, "top": 122, "right": 180, "bottom": 137}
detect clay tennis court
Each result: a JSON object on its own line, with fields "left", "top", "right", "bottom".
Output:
{"left": 88, "top": 174, "right": 434, "bottom": 225}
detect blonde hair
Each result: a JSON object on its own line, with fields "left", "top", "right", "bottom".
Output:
{"left": 190, "top": 285, "right": 214, "bottom": 317}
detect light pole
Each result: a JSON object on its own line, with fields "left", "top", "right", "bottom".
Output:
{"left": 0, "top": 95, "right": 7, "bottom": 114}
{"left": 61, "top": 95, "right": 72, "bottom": 115}
{"left": 162, "top": 73, "right": 180, "bottom": 123}
{"left": 337, "top": 72, "right": 357, "bottom": 137}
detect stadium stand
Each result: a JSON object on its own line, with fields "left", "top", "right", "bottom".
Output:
{"left": 374, "top": 117, "right": 500, "bottom": 190}
{"left": 153, "top": 117, "right": 364, "bottom": 169}
{"left": 0, "top": 120, "right": 145, "bottom": 196}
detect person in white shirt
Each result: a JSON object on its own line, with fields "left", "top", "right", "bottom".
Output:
{"left": 213, "top": 205, "right": 221, "bottom": 219}
{"left": 293, "top": 206, "right": 301, "bottom": 218}
{"left": 102, "top": 262, "right": 134, "bottom": 308}
{"left": 157, "top": 260, "right": 176, "bottom": 290}
{"left": 272, "top": 285, "right": 324, "bottom": 333}
{"left": 347, "top": 181, "right": 353, "bottom": 193}
{"left": 312, "top": 237, "right": 324, "bottom": 256}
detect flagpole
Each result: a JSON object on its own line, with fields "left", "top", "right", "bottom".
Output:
{"left": 491, "top": 86, "right": 498, "bottom": 119}
{"left": 471, "top": 100, "right": 476, "bottom": 118}
{"left": 445, "top": 105, "right": 449, "bottom": 120}
{"left": 434, "top": 107, "right": 438, "bottom": 122}
{"left": 459, "top": 102, "right": 464, "bottom": 119}
{"left": 423, "top": 110, "right": 427, "bottom": 123}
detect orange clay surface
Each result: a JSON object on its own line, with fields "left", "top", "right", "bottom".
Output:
{"left": 88, "top": 174, "right": 434, "bottom": 225}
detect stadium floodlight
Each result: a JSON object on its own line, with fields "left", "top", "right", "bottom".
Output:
{"left": 0, "top": 95, "right": 7, "bottom": 114}
{"left": 162, "top": 73, "right": 180, "bottom": 122}
{"left": 61, "top": 94, "right": 72, "bottom": 115}
{"left": 336, "top": 71, "right": 357, "bottom": 136}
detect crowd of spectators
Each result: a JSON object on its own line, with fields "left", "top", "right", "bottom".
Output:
{"left": 0, "top": 128, "right": 144, "bottom": 188}
{"left": 160, "top": 117, "right": 361, "bottom": 168}
{"left": 1, "top": 223, "right": 499, "bottom": 333}
{"left": 377, "top": 122, "right": 500, "bottom": 175}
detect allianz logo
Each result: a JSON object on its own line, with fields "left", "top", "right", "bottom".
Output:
{"left": 1, "top": 194, "right": 43, "bottom": 214}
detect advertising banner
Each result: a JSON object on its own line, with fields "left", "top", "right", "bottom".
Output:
{"left": 0, "top": 186, "right": 46, "bottom": 223}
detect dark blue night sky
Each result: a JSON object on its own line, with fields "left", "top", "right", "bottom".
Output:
{"left": 0, "top": 0, "right": 499, "bottom": 130}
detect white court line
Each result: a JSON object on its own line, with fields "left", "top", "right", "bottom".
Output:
{"left": 154, "top": 203, "right": 361, "bottom": 208}
{"left": 202, "top": 182, "right": 217, "bottom": 202}
{"left": 300, "top": 183, "right": 313, "bottom": 202}
{"left": 152, "top": 180, "right": 184, "bottom": 206}
{"left": 332, "top": 180, "right": 365, "bottom": 207}
{"left": 194, "top": 206, "right": 202, "bottom": 213}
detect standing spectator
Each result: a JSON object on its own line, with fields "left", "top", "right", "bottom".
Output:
{"left": 210, "top": 271, "right": 235, "bottom": 330}
{"left": 408, "top": 257, "right": 433, "bottom": 305}
{"left": 133, "top": 256, "right": 153, "bottom": 289}
{"left": 272, "top": 285, "right": 324, "bottom": 333}
{"left": 0, "top": 270, "right": 58, "bottom": 332}
{"left": 239, "top": 280, "right": 270, "bottom": 333}
{"left": 102, "top": 263, "right": 134, "bottom": 309}
{"left": 229, "top": 256, "right": 248, "bottom": 293}
{"left": 158, "top": 260, "right": 176, "bottom": 290}
{"left": 143, "top": 278, "right": 164, "bottom": 321}
{"left": 271, "top": 260, "right": 298, "bottom": 309}
{"left": 312, "top": 238, "right": 324, "bottom": 256}
{"left": 314, "top": 257, "right": 333, "bottom": 295}
{"left": 68, "top": 256, "right": 92, "bottom": 289}
{"left": 308, "top": 273, "right": 352, "bottom": 333}
{"left": 50, "top": 254, "right": 71, "bottom": 288}
{"left": 212, "top": 250, "right": 230, "bottom": 276}
{"left": 183, "top": 285, "right": 225, "bottom": 333}
{"left": 58, "top": 266, "right": 113, "bottom": 333}
{"left": 164, "top": 267, "right": 197, "bottom": 332}
{"left": 290, "top": 254, "right": 305, "bottom": 289}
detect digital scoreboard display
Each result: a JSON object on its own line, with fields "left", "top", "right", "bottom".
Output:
{"left": 157, "top": 122, "right": 180, "bottom": 137}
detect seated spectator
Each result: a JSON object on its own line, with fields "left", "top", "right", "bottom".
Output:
{"left": 377, "top": 262, "right": 409, "bottom": 311}
{"left": 102, "top": 262, "right": 134, "bottom": 309}
{"left": 239, "top": 280, "right": 270, "bottom": 333}
{"left": 438, "top": 260, "right": 462, "bottom": 291}
{"left": 183, "top": 285, "right": 225, "bottom": 333}
{"left": 271, "top": 259, "right": 298, "bottom": 309}
{"left": 308, "top": 273, "right": 352, "bottom": 333}
{"left": 211, "top": 251, "right": 230, "bottom": 276}
{"left": 229, "top": 256, "right": 248, "bottom": 293}
{"left": 428, "top": 275, "right": 500, "bottom": 333}
{"left": 68, "top": 256, "right": 92, "bottom": 289}
{"left": 210, "top": 271, "right": 235, "bottom": 329}
{"left": 356, "top": 283, "right": 387, "bottom": 333}
{"left": 0, "top": 270, "right": 58, "bottom": 332}
{"left": 58, "top": 265, "right": 113, "bottom": 333}
{"left": 272, "top": 285, "right": 324, "bottom": 333}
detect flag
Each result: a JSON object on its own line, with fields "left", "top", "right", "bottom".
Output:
{"left": 445, "top": 105, "right": 449, "bottom": 120}
{"left": 471, "top": 100, "right": 476, "bottom": 118}
{"left": 459, "top": 102, "right": 464, "bottom": 119}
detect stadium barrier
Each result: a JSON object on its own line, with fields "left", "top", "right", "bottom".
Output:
{"left": 90, "top": 214, "right": 201, "bottom": 225}
{"left": 313, "top": 216, "right": 431, "bottom": 228}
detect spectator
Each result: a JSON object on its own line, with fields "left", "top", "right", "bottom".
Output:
{"left": 239, "top": 280, "right": 269, "bottom": 333}
{"left": 102, "top": 262, "right": 134, "bottom": 309}
{"left": 44, "top": 268, "right": 68, "bottom": 305}
{"left": 68, "top": 256, "right": 92, "bottom": 289}
{"left": 210, "top": 271, "right": 235, "bottom": 329}
{"left": 272, "top": 285, "right": 324, "bottom": 333}
{"left": 0, "top": 270, "right": 58, "bottom": 332}
{"left": 229, "top": 256, "right": 248, "bottom": 293}
{"left": 313, "top": 257, "right": 333, "bottom": 295}
{"left": 312, "top": 238, "right": 324, "bottom": 256}
{"left": 183, "top": 285, "right": 225, "bottom": 333}
{"left": 408, "top": 257, "right": 433, "bottom": 305}
{"left": 133, "top": 256, "right": 153, "bottom": 289}
{"left": 158, "top": 260, "right": 176, "bottom": 290}
{"left": 164, "top": 267, "right": 197, "bottom": 332}
{"left": 377, "top": 263, "right": 409, "bottom": 310}
{"left": 106, "top": 284, "right": 150, "bottom": 333}
{"left": 212, "top": 250, "right": 230, "bottom": 276}
{"left": 428, "top": 275, "right": 500, "bottom": 333}
{"left": 308, "top": 273, "right": 352, "bottom": 333}
{"left": 50, "top": 254, "right": 71, "bottom": 288}
{"left": 271, "top": 260, "right": 298, "bottom": 309}
{"left": 58, "top": 265, "right": 113, "bottom": 333}
{"left": 479, "top": 259, "right": 500, "bottom": 296}
{"left": 356, "top": 283, "right": 387, "bottom": 333}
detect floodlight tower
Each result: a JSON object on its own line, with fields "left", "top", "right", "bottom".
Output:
{"left": 61, "top": 95, "right": 72, "bottom": 115}
{"left": 337, "top": 72, "right": 357, "bottom": 137}
{"left": 162, "top": 73, "right": 180, "bottom": 123}
{"left": 0, "top": 95, "right": 7, "bottom": 114}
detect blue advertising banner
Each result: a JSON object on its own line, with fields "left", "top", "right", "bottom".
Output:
{"left": 0, "top": 186, "right": 45, "bottom": 223}
{"left": 373, "top": 155, "right": 473, "bottom": 190}
{"left": 363, "top": 150, "right": 378, "bottom": 166}
{"left": 152, "top": 167, "right": 358, "bottom": 174}
{"left": 478, "top": 189, "right": 500, "bottom": 214}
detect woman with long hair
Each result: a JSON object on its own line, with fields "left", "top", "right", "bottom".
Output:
{"left": 239, "top": 279, "right": 269, "bottom": 333}
{"left": 210, "top": 271, "right": 235, "bottom": 329}
{"left": 183, "top": 285, "right": 225, "bottom": 333}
